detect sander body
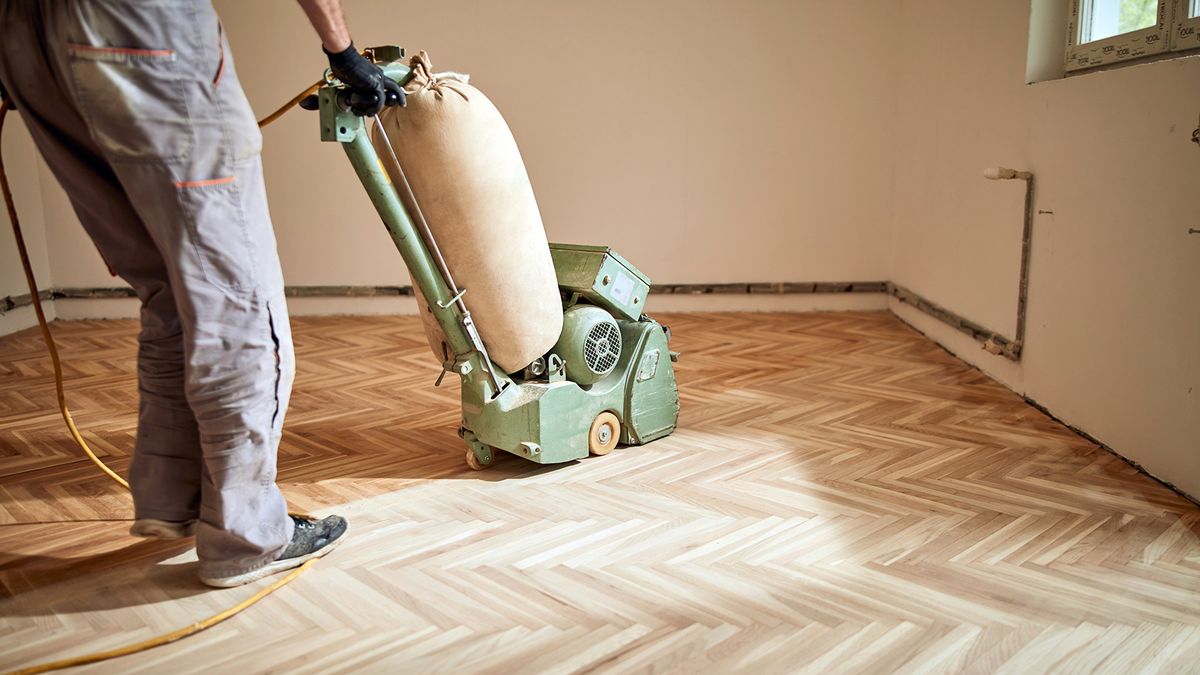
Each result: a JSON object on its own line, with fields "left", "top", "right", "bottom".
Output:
{"left": 321, "top": 47, "right": 680, "bottom": 469}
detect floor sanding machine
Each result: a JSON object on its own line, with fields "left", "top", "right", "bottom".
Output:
{"left": 314, "top": 47, "right": 680, "bottom": 469}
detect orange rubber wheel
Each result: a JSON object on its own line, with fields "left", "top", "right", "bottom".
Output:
{"left": 466, "top": 446, "right": 495, "bottom": 470}
{"left": 588, "top": 412, "right": 621, "bottom": 456}
{"left": 466, "top": 448, "right": 486, "bottom": 471}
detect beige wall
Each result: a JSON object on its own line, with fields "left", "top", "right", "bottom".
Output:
{"left": 890, "top": 1, "right": 1200, "bottom": 497}
{"left": 0, "top": 118, "right": 55, "bottom": 334}
{"left": 4, "top": 0, "right": 899, "bottom": 303}
{"left": 226, "top": 0, "right": 899, "bottom": 286}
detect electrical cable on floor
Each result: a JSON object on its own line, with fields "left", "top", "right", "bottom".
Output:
{"left": 0, "top": 101, "right": 129, "bottom": 491}
{"left": 8, "top": 560, "right": 317, "bottom": 675}
{"left": 1, "top": 82, "right": 327, "bottom": 675}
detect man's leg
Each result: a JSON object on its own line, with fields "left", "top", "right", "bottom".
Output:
{"left": 24, "top": 0, "right": 317, "bottom": 580}
{"left": 42, "top": 1, "right": 299, "bottom": 578}
{"left": 0, "top": 1, "right": 203, "bottom": 527}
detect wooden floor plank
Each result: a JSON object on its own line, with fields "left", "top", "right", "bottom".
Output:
{"left": 0, "top": 311, "right": 1197, "bottom": 673}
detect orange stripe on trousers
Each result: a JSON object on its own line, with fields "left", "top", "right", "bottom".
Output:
{"left": 67, "top": 44, "right": 175, "bottom": 58}
{"left": 174, "top": 176, "right": 236, "bottom": 189}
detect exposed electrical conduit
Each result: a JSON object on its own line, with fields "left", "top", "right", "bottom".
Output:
{"left": 890, "top": 166, "right": 1035, "bottom": 362}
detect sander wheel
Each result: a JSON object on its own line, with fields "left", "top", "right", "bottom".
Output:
{"left": 465, "top": 447, "right": 493, "bottom": 471}
{"left": 588, "top": 412, "right": 621, "bottom": 456}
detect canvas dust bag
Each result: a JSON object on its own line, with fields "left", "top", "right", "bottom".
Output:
{"left": 371, "top": 51, "right": 562, "bottom": 374}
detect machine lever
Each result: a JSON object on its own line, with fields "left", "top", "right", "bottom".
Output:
{"left": 298, "top": 94, "right": 320, "bottom": 111}
{"left": 437, "top": 288, "right": 467, "bottom": 309}
{"left": 372, "top": 114, "right": 507, "bottom": 398}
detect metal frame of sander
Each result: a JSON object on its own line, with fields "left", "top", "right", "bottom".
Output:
{"left": 319, "top": 46, "right": 680, "bottom": 469}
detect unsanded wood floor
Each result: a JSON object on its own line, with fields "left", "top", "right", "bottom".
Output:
{"left": 1, "top": 312, "right": 1198, "bottom": 673}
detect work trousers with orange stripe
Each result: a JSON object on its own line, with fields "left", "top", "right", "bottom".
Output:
{"left": 0, "top": 0, "right": 294, "bottom": 578}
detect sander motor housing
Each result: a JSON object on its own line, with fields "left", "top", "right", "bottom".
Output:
{"left": 459, "top": 244, "right": 680, "bottom": 467}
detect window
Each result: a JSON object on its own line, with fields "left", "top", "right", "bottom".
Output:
{"left": 1066, "top": 0, "right": 1200, "bottom": 71}
{"left": 1175, "top": 0, "right": 1200, "bottom": 52}
{"left": 1079, "top": 0, "right": 1158, "bottom": 43}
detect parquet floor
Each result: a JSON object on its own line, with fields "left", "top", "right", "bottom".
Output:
{"left": 0, "top": 311, "right": 1198, "bottom": 674}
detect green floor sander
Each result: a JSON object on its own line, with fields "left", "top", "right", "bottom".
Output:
{"left": 315, "top": 47, "right": 680, "bottom": 469}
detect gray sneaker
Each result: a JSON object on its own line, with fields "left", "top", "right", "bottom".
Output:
{"left": 199, "top": 515, "right": 348, "bottom": 588}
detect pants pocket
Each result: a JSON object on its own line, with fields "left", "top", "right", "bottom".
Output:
{"left": 176, "top": 175, "right": 258, "bottom": 295}
{"left": 67, "top": 43, "right": 193, "bottom": 163}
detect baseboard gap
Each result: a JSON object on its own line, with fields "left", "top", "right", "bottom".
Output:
{"left": 888, "top": 308, "right": 1199, "bottom": 509}
{"left": 2, "top": 282, "right": 891, "bottom": 314}
{"left": 1019, "top": 394, "right": 1200, "bottom": 510}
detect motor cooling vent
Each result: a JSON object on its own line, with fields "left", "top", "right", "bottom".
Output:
{"left": 552, "top": 304, "right": 623, "bottom": 386}
{"left": 583, "top": 321, "right": 621, "bottom": 375}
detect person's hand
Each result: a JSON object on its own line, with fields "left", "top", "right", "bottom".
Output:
{"left": 324, "top": 42, "right": 405, "bottom": 116}
{"left": 0, "top": 80, "right": 14, "bottom": 110}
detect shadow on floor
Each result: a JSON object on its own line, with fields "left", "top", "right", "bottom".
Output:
{"left": 278, "top": 423, "right": 583, "bottom": 483}
{"left": 0, "top": 537, "right": 207, "bottom": 614}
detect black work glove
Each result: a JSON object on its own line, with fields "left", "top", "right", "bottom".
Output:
{"left": 324, "top": 42, "right": 405, "bottom": 116}
{"left": 0, "top": 80, "right": 14, "bottom": 110}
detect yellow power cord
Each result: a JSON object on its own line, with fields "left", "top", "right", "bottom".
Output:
{"left": 1, "top": 80, "right": 326, "bottom": 675}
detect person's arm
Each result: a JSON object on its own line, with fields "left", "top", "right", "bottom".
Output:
{"left": 295, "top": 0, "right": 351, "bottom": 52}
{"left": 294, "top": 0, "right": 404, "bottom": 115}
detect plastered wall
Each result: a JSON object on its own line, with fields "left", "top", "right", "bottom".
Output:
{"left": 229, "top": 0, "right": 900, "bottom": 286}
{"left": 889, "top": 1, "right": 1200, "bottom": 497}
{"left": 4, "top": 0, "right": 899, "bottom": 300}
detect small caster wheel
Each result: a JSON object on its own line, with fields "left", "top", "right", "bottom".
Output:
{"left": 588, "top": 411, "right": 620, "bottom": 456}
{"left": 465, "top": 447, "right": 493, "bottom": 471}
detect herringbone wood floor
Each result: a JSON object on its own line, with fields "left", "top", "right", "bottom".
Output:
{"left": 0, "top": 312, "right": 1197, "bottom": 674}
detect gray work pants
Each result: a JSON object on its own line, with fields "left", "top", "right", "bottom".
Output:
{"left": 0, "top": 0, "right": 294, "bottom": 578}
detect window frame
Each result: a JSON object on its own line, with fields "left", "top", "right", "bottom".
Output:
{"left": 1172, "top": 0, "right": 1200, "bottom": 52}
{"left": 1065, "top": 0, "right": 1171, "bottom": 72}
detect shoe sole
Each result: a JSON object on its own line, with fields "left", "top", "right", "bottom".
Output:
{"left": 199, "top": 534, "right": 345, "bottom": 588}
{"left": 130, "top": 519, "right": 197, "bottom": 539}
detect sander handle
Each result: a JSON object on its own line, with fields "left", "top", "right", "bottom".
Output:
{"left": 297, "top": 88, "right": 402, "bottom": 114}
{"left": 336, "top": 88, "right": 404, "bottom": 116}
